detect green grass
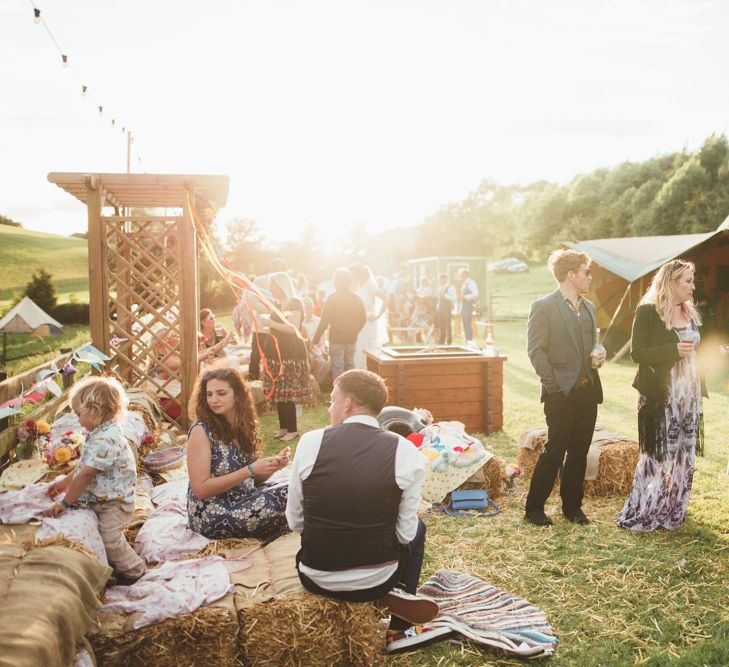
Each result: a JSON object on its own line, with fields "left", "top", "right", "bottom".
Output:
{"left": 0, "top": 225, "right": 89, "bottom": 311}
{"left": 1, "top": 325, "right": 90, "bottom": 374}
{"left": 257, "top": 321, "right": 729, "bottom": 666}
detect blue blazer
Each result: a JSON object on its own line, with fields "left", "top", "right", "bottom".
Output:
{"left": 527, "top": 289, "right": 603, "bottom": 403}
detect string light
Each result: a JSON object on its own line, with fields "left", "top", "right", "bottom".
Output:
{"left": 28, "top": 0, "right": 136, "bottom": 169}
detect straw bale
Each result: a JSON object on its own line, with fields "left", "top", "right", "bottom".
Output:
{"left": 89, "top": 594, "right": 239, "bottom": 667}
{"left": 517, "top": 432, "right": 548, "bottom": 478}
{"left": 231, "top": 533, "right": 384, "bottom": 666}
{"left": 239, "top": 593, "right": 384, "bottom": 667}
{"left": 516, "top": 430, "right": 639, "bottom": 497}
{"left": 584, "top": 440, "right": 638, "bottom": 498}
{"left": 460, "top": 457, "right": 506, "bottom": 498}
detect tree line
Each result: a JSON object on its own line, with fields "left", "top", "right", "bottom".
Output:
{"left": 413, "top": 133, "right": 729, "bottom": 260}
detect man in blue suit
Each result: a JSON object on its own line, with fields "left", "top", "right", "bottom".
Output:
{"left": 525, "top": 249, "right": 605, "bottom": 526}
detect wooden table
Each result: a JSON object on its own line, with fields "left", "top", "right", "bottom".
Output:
{"left": 365, "top": 346, "right": 506, "bottom": 434}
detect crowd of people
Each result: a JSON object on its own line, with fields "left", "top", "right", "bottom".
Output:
{"left": 40, "top": 248, "right": 716, "bottom": 653}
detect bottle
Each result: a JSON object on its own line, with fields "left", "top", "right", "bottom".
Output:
{"left": 484, "top": 327, "right": 496, "bottom": 357}
{"left": 591, "top": 328, "right": 605, "bottom": 368}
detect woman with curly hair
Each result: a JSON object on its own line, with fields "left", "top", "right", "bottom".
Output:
{"left": 616, "top": 259, "right": 707, "bottom": 531}
{"left": 186, "top": 365, "right": 290, "bottom": 539}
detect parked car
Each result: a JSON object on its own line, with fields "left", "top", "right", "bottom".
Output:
{"left": 488, "top": 258, "right": 529, "bottom": 274}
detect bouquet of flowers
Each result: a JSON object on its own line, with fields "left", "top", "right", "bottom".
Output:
{"left": 44, "top": 430, "right": 85, "bottom": 466}
{"left": 504, "top": 463, "right": 522, "bottom": 492}
{"left": 15, "top": 419, "right": 51, "bottom": 460}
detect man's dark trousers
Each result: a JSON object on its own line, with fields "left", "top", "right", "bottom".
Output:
{"left": 525, "top": 384, "right": 598, "bottom": 513}
{"left": 297, "top": 518, "right": 426, "bottom": 631}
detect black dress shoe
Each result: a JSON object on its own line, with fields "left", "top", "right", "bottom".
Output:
{"left": 563, "top": 509, "right": 590, "bottom": 525}
{"left": 524, "top": 511, "right": 553, "bottom": 527}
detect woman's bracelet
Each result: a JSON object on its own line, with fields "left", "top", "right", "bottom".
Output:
{"left": 59, "top": 498, "right": 71, "bottom": 509}
{"left": 247, "top": 463, "right": 255, "bottom": 482}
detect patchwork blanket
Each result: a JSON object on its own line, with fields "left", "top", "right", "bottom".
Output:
{"left": 419, "top": 569, "right": 557, "bottom": 658}
{"left": 417, "top": 421, "right": 493, "bottom": 503}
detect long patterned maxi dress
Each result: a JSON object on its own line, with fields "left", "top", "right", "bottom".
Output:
{"left": 187, "top": 421, "right": 289, "bottom": 540}
{"left": 616, "top": 327, "right": 702, "bottom": 531}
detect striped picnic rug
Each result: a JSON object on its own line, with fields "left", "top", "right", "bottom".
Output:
{"left": 418, "top": 569, "right": 557, "bottom": 658}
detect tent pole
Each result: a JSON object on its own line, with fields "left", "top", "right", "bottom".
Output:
{"left": 603, "top": 282, "right": 632, "bottom": 345}
{"left": 1, "top": 332, "right": 5, "bottom": 366}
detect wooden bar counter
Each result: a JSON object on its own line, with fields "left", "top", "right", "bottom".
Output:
{"left": 365, "top": 345, "right": 506, "bottom": 434}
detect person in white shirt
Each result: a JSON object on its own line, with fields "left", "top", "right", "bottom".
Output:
{"left": 459, "top": 268, "right": 480, "bottom": 342}
{"left": 286, "top": 369, "right": 446, "bottom": 652}
{"left": 436, "top": 273, "right": 457, "bottom": 345}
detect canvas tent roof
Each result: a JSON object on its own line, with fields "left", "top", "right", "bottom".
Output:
{"left": 0, "top": 297, "right": 63, "bottom": 334}
{"left": 562, "top": 230, "right": 721, "bottom": 282}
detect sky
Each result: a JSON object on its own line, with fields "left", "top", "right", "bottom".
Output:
{"left": 1, "top": 0, "right": 728, "bottom": 248}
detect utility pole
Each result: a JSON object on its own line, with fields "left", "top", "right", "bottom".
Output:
{"left": 126, "top": 131, "right": 133, "bottom": 173}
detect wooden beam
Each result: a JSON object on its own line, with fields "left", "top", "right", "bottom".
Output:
{"left": 86, "top": 175, "right": 109, "bottom": 359}
{"left": 179, "top": 197, "right": 199, "bottom": 429}
{"left": 0, "top": 351, "right": 74, "bottom": 405}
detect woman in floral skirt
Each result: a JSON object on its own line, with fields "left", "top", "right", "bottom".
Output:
{"left": 187, "top": 366, "right": 290, "bottom": 540}
{"left": 616, "top": 259, "right": 707, "bottom": 531}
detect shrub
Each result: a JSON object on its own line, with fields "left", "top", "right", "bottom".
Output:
{"left": 24, "top": 269, "right": 57, "bottom": 312}
{"left": 52, "top": 303, "right": 90, "bottom": 325}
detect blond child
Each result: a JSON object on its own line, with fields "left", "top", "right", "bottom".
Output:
{"left": 42, "top": 376, "right": 145, "bottom": 585}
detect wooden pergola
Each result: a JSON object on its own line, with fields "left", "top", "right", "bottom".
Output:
{"left": 48, "top": 172, "right": 230, "bottom": 428}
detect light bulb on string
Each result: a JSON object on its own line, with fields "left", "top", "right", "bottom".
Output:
{"left": 34, "top": 8, "right": 41, "bottom": 24}
{"left": 98, "top": 105, "right": 103, "bottom": 115}
{"left": 111, "top": 119, "right": 115, "bottom": 127}
{"left": 61, "top": 54, "right": 68, "bottom": 68}
{"left": 81, "top": 85, "right": 87, "bottom": 97}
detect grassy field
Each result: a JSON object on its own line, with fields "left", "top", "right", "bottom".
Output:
{"left": 487, "top": 265, "right": 554, "bottom": 320}
{"left": 257, "top": 321, "right": 729, "bottom": 667}
{"left": 0, "top": 225, "right": 89, "bottom": 311}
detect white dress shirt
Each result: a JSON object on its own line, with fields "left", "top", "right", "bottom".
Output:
{"left": 286, "top": 415, "right": 428, "bottom": 591}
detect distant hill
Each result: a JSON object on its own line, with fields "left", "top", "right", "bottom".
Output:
{"left": 0, "top": 225, "right": 88, "bottom": 303}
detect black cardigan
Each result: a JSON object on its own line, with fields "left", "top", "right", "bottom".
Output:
{"left": 630, "top": 303, "right": 706, "bottom": 459}
{"left": 630, "top": 303, "right": 708, "bottom": 402}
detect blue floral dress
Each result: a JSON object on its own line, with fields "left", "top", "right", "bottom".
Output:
{"left": 187, "top": 420, "right": 289, "bottom": 540}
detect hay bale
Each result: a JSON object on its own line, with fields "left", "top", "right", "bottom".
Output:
{"left": 516, "top": 429, "right": 639, "bottom": 498}
{"left": 239, "top": 593, "right": 384, "bottom": 667}
{"left": 584, "top": 440, "right": 639, "bottom": 498}
{"left": 89, "top": 597, "right": 239, "bottom": 667}
{"left": 517, "top": 432, "right": 547, "bottom": 479}
{"left": 460, "top": 457, "right": 506, "bottom": 498}
{"left": 232, "top": 533, "right": 384, "bottom": 666}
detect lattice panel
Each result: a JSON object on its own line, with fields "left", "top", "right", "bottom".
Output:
{"left": 103, "top": 216, "right": 186, "bottom": 427}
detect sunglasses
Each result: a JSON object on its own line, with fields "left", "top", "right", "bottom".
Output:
{"left": 573, "top": 268, "right": 591, "bottom": 276}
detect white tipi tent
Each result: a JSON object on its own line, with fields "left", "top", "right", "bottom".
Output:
{"left": 0, "top": 296, "right": 63, "bottom": 362}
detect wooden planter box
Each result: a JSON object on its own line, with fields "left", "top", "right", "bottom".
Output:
{"left": 365, "top": 346, "right": 505, "bottom": 434}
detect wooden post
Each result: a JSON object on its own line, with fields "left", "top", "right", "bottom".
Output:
{"left": 180, "top": 195, "right": 199, "bottom": 428}
{"left": 86, "top": 175, "right": 109, "bottom": 360}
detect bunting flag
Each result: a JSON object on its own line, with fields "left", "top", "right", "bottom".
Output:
{"left": 0, "top": 341, "right": 110, "bottom": 419}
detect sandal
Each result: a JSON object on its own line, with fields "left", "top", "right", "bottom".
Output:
{"left": 272, "top": 429, "right": 287, "bottom": 440}
{"left": 280, "top": 432, "right": 299, "bottom": 442}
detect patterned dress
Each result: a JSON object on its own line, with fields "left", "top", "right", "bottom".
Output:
{"left": 187, "top": 421, "right": 289, "bottom": 540}
{"left": 262, "top": 298, "right": 311, "bottom": 402}
{"left": 616, "top": 325, "right": 702, "bottom": 531}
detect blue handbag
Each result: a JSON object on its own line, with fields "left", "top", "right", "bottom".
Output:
{"left": 443, "top": 489, "right": 500, "bottom": 517}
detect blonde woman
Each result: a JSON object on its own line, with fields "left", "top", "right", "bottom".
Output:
{"left": 617, "top": 259, "right": 707, "bottom": 531}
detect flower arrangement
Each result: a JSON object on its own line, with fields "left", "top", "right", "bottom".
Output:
{"left": 504, "top": 463, "right": 522, "bottom": 492}
{"left": 44, "top": 431, "right": 85, "bottom": 467}
{"left": 14, "top": 419, "right": 52, "bottom": 460}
